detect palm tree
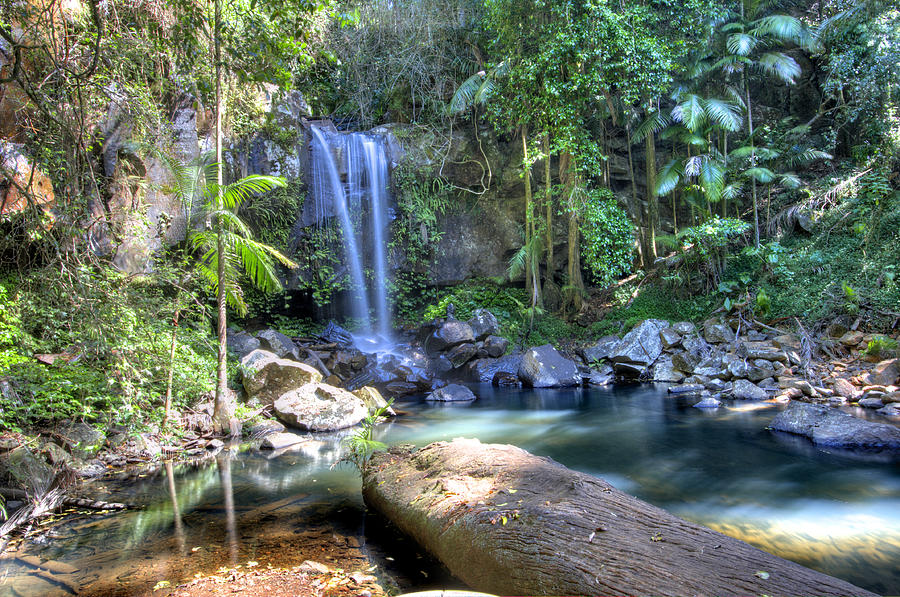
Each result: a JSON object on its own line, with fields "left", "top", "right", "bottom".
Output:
{"left": 153, "top": 147, "right": 296, "bottom": 433}
{"left": 710, "top": 0, "right": 819, "bottom": 246}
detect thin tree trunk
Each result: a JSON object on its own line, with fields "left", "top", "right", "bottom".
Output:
{"left": 212, "top": 0, "right": 229, "bottom": 434}
{"left": 163, "top": 305, "right": 180, "bottom": 428}
{"left": 543, "top": 133, "right": 553, "bottom": 288}
{"left": 559, "top": 150, "right": 583, "bottom": 312}
{"left": 645, "top": 122, "right": 658, "bottom": 266}
{"left": 625, "top": 122, "right": 645, "bottom": 268}
{"left": 521, "top": 127, "right": 534, "bottom": 304}
{"left": 746, "top": 76, "right": 760, "bottom": 248}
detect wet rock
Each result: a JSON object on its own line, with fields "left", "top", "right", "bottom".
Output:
{"left": 249, "top": 419, "right": 286, "bottom": 438}
{"left": 876, "top": 404, "right": 900, "bottom": 417}
{"left": 446, "top": 342, "right": 478, "bottom": 368}
{"left": 427, "top": 355, "right": 454, "bottom": 377}
{"left": 610, "top": 320, "right": 668, "bottom": 375}
{"left": 730, "top": 379, "right": 768, "bottom": 400}
{"left": 256, "top": 329, "right": 300, "bottom": 359}
{"left": 832, "top": 378, "right": 860, "bottom": 400}
{"left": 426, "top": 383, "right": 476, "bottom": 402}
{"left": 133, "top": 433, "right": 162, "bottom": 458}
{"left": 694, "top": 397, "right": 722, "bottom": 409}
{"left": 741, "top": 342, "right": 788, "bottom": 362}
{"left": 226, "top": 328, "right": 261, "bottom": 359}
{"left": 42, "top": 443, "right": 72, "bottom": 467}
{"left": 261, "top": 432, "right": 306, "bottom": 450}
{"left": 659, "top": 327, "right": 682, "bottom": 350}
{"left": 466, "top": 354, "right": 522, "bottom": 383}
{"left": 0, "top": 446, "right": 53, "bottom": 493}
{"left": 383, "top": 381, "right": 420, "bottom": 397}
{"left": 839, "top": 331, "right": 864, "bottom": 347}
{"left": 57, "top": 421, "right": 106, "bottom": 459}
{"left": 726, "top": 358, "right": 748, "bottom": 379}
{"left": 424, "top": 320, "right": 476, "bottom": 356}
{"left": 864, "top": 359, "right": 900, "bottom": 386}
{"left": 483, "top": 335, "right": 509, "bottom": 358}
{"left": 586, "top": 364, "right": 615, "bottom": 386}
{"left": 672, "top": 321, "right": 697, "bottom": 335}
{"left": 703, "top": 320, "right": 735, "bottom": 344}
{"left": 582, "top": 336, "right": 622, "bottom": 364}
{"left": 770, "top": 402, "right": 900, "bottom": 449}
{"left": 467, "top": 309, "right": 500, "bottom": 341}
{"left": 242, "top": 349, "right": 323, "bottom": 406}
{"left": 353, "top": 386, "right": 396, "bottom": 416}
{"left": 705, "top": 379, "right": 732, "bottom": 393}
{"left": 518, "top": 344, "right": 581, "bottom": 388}
{"left": 858, "top": 397, "right": 884, "bottom": 409}
{"left": 71, "top": 459, "right": 106, "bottom": 478}
{"left": 320, "top": 321, "right": 355, "bottom": 346}
{"left": 492, "top": 371, "right": 521, "bottom": 387}
{"left": 668, "top": 384, "right": 705, "bottom": 395}
{"left": 672, "top": 351, "right": 701, "bottom": 373}
{"left": 651, "top": 355, "right": 684, "bottom": 383}
{"left": 747, "top": 361, "right": 775, "bottom": 382}
{"left": 273, "top": 383, "right": 368, "bottom": 431}
{"left": 681, "top": 335, "right": 709, "bottom": 358}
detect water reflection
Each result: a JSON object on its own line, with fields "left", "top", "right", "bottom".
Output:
{"left": 2, "top": 384, "right": 898, "bottom": 595}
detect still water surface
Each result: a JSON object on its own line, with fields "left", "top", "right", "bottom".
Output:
{"left": 2, "top": 384, "right": 899, "bottom": 595}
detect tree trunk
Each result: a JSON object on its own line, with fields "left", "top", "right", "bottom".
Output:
{"left": 543, "top": 133, "right": 554, "bottom": 288}
{"left": 363, "top": 439, "right": 876, "bottom": 597}
{"left": 521, "top": 127, "right": 541, "bottom": 310}
{"left": 559, "top": 150, "right": 583, "bottom": 311}
{"left": 645, "top": 123, "right": 659, "bottom": 266}
{"left": 746, "top": 79, "right": 760, "bottom": 248}
{"left": 212, "top": 0, "right": 229, "bottom": 434}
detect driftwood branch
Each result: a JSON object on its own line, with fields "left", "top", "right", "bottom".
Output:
{"left": 363, "top": 439, "right": 874, "bottom": 597}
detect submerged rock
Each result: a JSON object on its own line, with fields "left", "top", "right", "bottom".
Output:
{"left": 426, "top": 383, "right": 477, "bottom": 402}
{"left": 273, "top": 383, "right": 368, "bottom": 431}
{"left": 518, "top": 344, "right": 580, "bottom": 388}
{"left": 260, "top": 432, "right": 306, "bottom": 450}
{"left": 770, "top": 402, "right": 900, "bottom": 449}
{"left": 693, "top": 397, "right": 722, "bottom": 409}
{"left": 730, "top": 379, "right": 768, "bottom": 400}
{"left": 466, "top": 354, "right": 522, "bottom": 383}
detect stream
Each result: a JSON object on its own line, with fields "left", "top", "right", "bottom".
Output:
{"left": 2, "top": 383, "right": 899, "bottom": 596}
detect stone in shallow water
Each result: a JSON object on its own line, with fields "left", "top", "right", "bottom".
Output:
{"left": 610, "top": 320, "right": 667, "bottom": 375}
{"left": 770, "top": 401, "right": 900, "bottom": 449}
{"left": 273, "top": 383, "right": 368, "bottom": 431}
{"left": 426, "top": 383, "right": 476, "bottom": 402}
{"left": 260, "top": 432, "right": 306, "bottom": 450}
{"left": 518, "top": 344, "right": 581, "bottom": 387}
{"left": 694, "top": 397, "right": 722, "bottom": 409}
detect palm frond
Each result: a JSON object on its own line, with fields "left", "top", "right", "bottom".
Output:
{"left": 700, "top": 157, "right": 726, "bottom": 202}
{"left": 684, "top": 155, "right": 703, "bottom": 177}
{"left": 657, "top": 159, "right": 684, "bottom": 196}
{"left": 783, "top": 148, "right": 831, "bottom": 168}
{"left": 207, "top": 175, "right": 287, "bottom": 210}
{"left": 779, "top": 173, "right": 802, "bottom": 188}
{"left": 727, "top": 32, "right": 757, "bottom": 56}
{"left": 722, "top": 181, "right": 744, "bottom": 200}
{"left": 672, "top": 93, "right": 705, "bottom": 132}
{"left": 703, "top": 98, "right": 743, "bottom": 131}
{"left": 450, "top": 72, "right": 485, "bottom": 114}
{"left": 633, "top": 110, "right": 671, "bottom": 142}
{"left": 744, "top": 166, "right": 776, "bottom": 183}
{"left": 750, "top": 15, "right": 804, "bottom": 43}
{"left": 754, "top": 52, "right": 801, "bottom": 84}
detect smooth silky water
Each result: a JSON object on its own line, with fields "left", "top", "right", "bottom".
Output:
{"left": 3, "top": 384, "right": 899, "bottom": 595}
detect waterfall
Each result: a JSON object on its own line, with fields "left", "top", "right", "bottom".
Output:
{"left": 307, "top": 125, "right": 392, "bottom": 340}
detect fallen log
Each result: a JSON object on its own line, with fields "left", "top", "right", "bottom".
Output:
{"left": 362, "top": 439, "right": 876, "bottom": 597}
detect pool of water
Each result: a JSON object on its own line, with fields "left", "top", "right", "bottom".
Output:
{"left": 2, "top": 383, "right": 899, "bottom": 595}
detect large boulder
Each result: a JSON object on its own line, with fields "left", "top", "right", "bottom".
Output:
{"left": 424, "top": 320, "right": 475, "bottom": 356}
{"left": 730, "top": 379, "right": 768, "bottom": 400}
{"left": 466, "top": 354, "right": 523, "bottom": 383}
{"left": 482, "top": 335, "right": 509, "bottom": 358}
{"left": 353, "top": 386, "right": 396, "bottom": 416}
{"left": 56, "top": 421, "right": 106, "bottom": 459}
{"left": 581, "top": 336, "right": 622, "bottom": 364}
{"left": 467, "top": 309, "right": 500, "bottom": 341}
{"left": 446, "top": 342, "right": 478, "bottom": 368}
{"left": 864, "top": 359, "right": 899, "bottom": 386}
{"left": 770, "top": 402, "right": 900, "bottom": 449}
{"left": 703, "top": 319, "right": 735, "bottom": 344}
{"left": 609, "top": 320, "right": 668, "bottom": 375}
{"left": 241, "top": 349, "right": 323, "bottom": 406}
{"left": 426, "top": 384, "right": 477, "bottom": 402}
{"left": 518, "top": 345, "right": 580, "bottom": 388}
{"left": 650, "top": 355, "right": 684, "bottom": 383}
{"left": 226, "top": 328, "right": 260, "bottom": 359}
{"left": 0, "top": 446, "right": 54, "bottom": 494}
{"left": 273, "top": 383, "right": 368, "bottom": 431}
{"left": 256, "top": 329, "right": 299, "bottom": 359}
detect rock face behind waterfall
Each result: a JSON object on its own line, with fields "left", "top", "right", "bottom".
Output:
{"left": 362, "top": 439, "right": 875, "bottom": 597}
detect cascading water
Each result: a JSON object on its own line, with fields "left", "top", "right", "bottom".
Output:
{"left": 307, "top": 125, "right": 392, "bottom": 342}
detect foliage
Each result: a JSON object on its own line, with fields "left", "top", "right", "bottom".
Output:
{"left": 659, "top": 217, "right": 751, "bottom": 290}
{"left": 580, "top": 189, "right": 634, "bottom": 288}
{"left": 341, "top": 398, "right": 395, "bottom": 476}
{"left": 864, "top": 335, "right": 898, "bottom": 358}
{"left": 391, "top": 164, "right": 452, "bottom": 267}
{"left": 589, "top": 283, "right": 719, "bottom": 338}
{"left": 0, "top": 265, "right": 219, "bottom": 431}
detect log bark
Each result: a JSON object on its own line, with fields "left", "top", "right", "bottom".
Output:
{"left": 362, "top": 439, "right": 876, "bottom": 597}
